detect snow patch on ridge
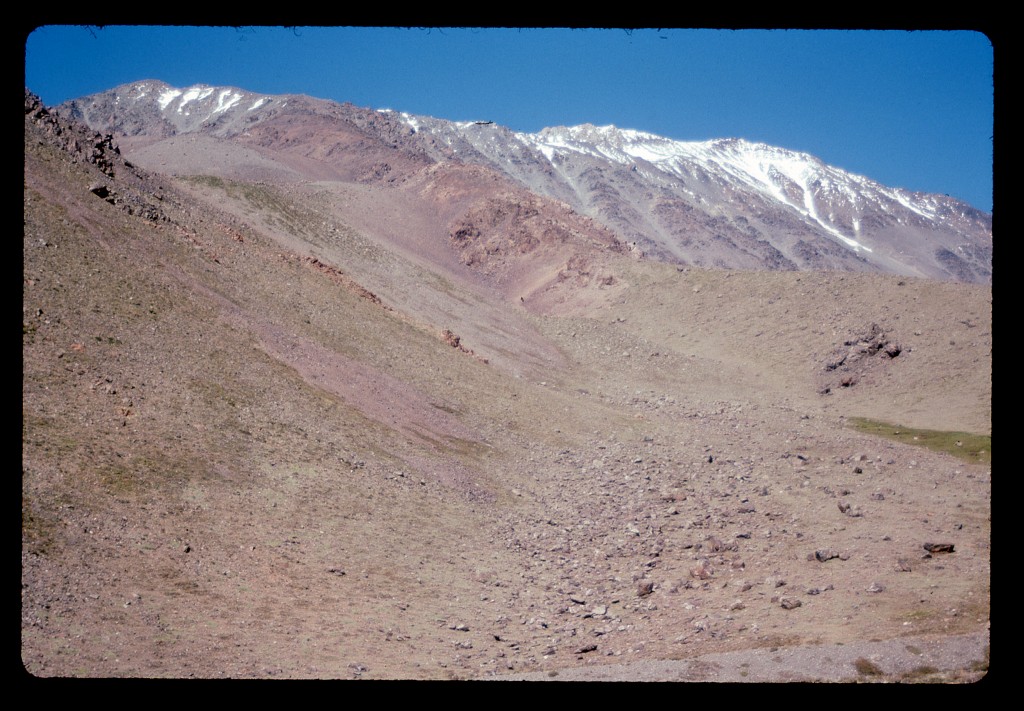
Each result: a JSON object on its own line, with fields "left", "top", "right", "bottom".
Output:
{"left": 515, "top": 127, "right": 878, "bottom": 252}
{"left": 212, "top": 90, "right": 242, "bottom": 115}
{"left": 178, "top": 86, "right": 215, "bottom": 113}
{"left": 157, "top": 88, "right": 182, "bottom": 110}
{"left": 890, "top": 190, "right": 935, "bottom": 219}
{"left": 400, "top": 112, "right": 420, "bottom": 132}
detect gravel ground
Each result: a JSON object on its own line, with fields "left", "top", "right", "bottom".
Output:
{"left": 23, "top": 95, "right": 991, "bottom": 681}
{"left": 484, "top": 630, "right": 990, "bottom": 682}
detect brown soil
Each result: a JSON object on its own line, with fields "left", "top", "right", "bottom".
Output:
{"left": 22, "top": 98, "right": 991, "bottom": 681}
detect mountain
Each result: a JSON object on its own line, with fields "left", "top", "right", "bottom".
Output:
{"left": 24, "top": 86, "right": 991, "bottom": 680}
{"left": 62, "top": 80, "right": 992, "bottom": 283}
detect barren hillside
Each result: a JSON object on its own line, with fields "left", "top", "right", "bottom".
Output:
{"left": 23, "top": 90, "right": 990, "bottom": 681}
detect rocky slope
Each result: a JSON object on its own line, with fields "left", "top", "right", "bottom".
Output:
{"left": 24, "top": 89, "right": 990, "bottom": 681}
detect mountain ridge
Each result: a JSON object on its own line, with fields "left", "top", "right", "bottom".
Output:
{"left": 60, "top": 80, "right": 992, "bottom": 284}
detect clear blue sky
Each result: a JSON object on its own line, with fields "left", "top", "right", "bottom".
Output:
{"left": 25, "top": 26, "right": 993, "bottom": 212}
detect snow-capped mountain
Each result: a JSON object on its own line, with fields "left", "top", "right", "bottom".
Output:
{"left": 385, "top": 114, "right": 991, "bottom": 281}
{"left": 60, "top": 81, "right": 992, "bottom": 283}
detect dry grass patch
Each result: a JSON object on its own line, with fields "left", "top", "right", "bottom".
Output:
{"left": 854, "top": 657, "right": 884, "bottom": 676}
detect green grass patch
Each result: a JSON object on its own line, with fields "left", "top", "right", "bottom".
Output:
{"left": 847, "top": 417, "right": 990, "bottom": 465}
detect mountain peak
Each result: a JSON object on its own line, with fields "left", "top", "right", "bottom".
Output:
{"left": 57, "top": 82, "right": 992, "bottom": 282}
